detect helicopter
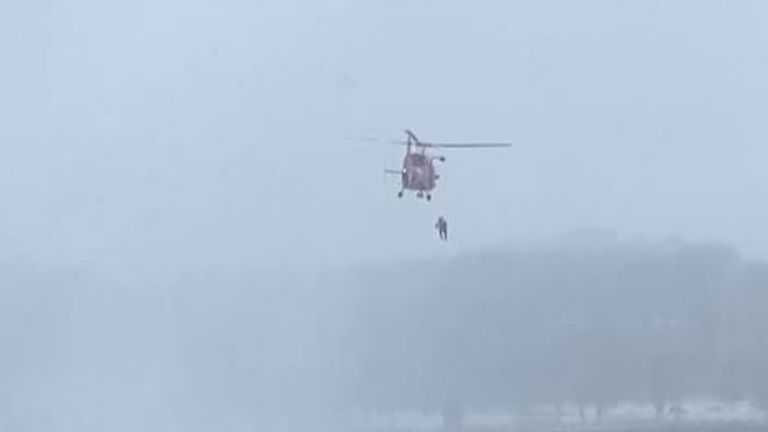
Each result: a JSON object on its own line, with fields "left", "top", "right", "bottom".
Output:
{"left": 383, "top": 130, "right": 512, "bottom": 200}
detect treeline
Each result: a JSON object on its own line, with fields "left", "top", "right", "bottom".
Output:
{"left": 2, "top": 238, "right": 767, "bottom": 431}
{"left": 347, "top": 237, "right": 768, "bottom": 426}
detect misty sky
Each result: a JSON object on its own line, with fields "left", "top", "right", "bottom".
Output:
{"left": 2, "top": 0, "right": 768, "bottom": 270}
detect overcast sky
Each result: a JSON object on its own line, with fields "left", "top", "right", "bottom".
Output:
{"left": 2, "top": 0, "right": 768, "bottom": 271}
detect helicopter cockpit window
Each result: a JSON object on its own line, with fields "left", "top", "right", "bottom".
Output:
{"left": 410, "top": 154, "right": 427, "bottom": 165}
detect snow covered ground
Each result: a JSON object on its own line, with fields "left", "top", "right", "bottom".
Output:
{"left": 344, "top": 399, "right": 767, "bottom": 432}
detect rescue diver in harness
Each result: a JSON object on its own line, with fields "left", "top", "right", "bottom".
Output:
{"left": 435, "top": 216, "right": 448, "bottom": 241}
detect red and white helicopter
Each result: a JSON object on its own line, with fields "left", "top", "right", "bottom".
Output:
{"left": 383, "top": 130, "right": 511, "bottom": 200}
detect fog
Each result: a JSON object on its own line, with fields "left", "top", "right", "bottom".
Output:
{"left": 2, "top": 0, "right": 768, "bottom": 430}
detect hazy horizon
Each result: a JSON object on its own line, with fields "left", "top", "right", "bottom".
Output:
{"left": 3, "top": 2, "right": 768, "bottom": 431}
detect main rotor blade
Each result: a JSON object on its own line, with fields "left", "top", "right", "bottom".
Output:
{"left": 364, "top": 136, "right": 512, "bottom": 148}
{"left": 362, "top": 137, "right": 409, "bottom": 145}
{"left": 420, "top": 142, "right": 513, "bottom": 148}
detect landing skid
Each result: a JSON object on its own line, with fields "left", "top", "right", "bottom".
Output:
{"left": 397, "top": 191, "right": 432, "bottom": 201}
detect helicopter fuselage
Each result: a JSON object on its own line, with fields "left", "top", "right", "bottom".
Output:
{"left": 402, "top": 152, "right": 437, "bottom": 192}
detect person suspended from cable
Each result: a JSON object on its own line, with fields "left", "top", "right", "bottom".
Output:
{"left": 435, "top": 216, "right": 448, "bottom": 241}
